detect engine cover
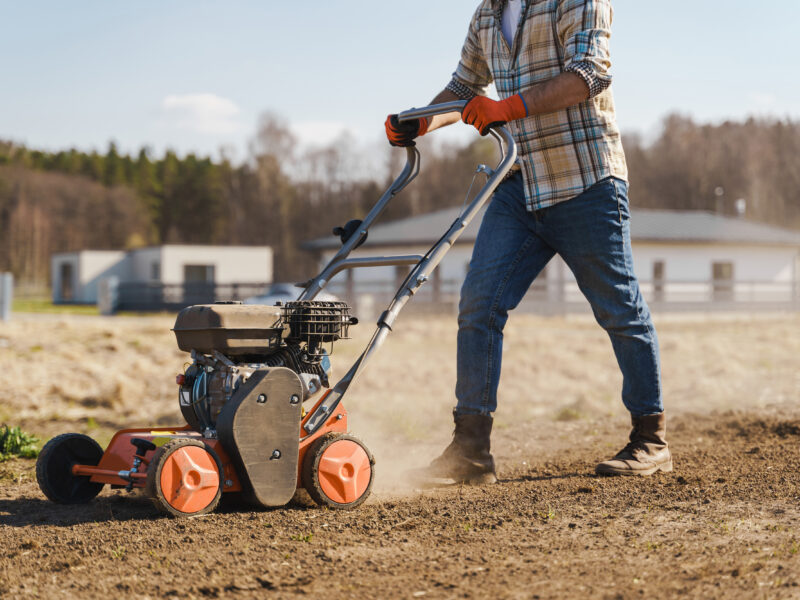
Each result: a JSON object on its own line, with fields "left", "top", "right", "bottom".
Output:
{"left": 173, "top": 304, "right": 284, "bottom": 355}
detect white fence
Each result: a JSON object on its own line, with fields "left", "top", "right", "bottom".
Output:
{"left": 324, "top": 278, "right": 800, "bottom": 315}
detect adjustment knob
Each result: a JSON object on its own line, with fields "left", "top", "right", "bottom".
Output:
{"left": 332, "top": 219, "right": 367, "bottom": 248}
{"left": 131, "top": 438, "right": 157, "bottom": 457}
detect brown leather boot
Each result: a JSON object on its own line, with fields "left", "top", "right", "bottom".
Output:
{"left": 409, "top": 412, "right": 497, "bottom": 485}
{"left": 595, "top": 413, "right": 673, "bottom": 476}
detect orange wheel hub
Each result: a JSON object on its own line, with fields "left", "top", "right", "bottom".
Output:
{"left": 317, "top": 440, "right": 372, "bottom": 504}
{"left": 159, "top": 445, "right": 220, "bottom": 513}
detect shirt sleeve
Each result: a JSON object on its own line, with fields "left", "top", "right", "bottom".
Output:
{"left": 449, "top": 6, "right": 493, "bottom": 99}
{"left": 557, "top": 0, "right": 613, "bottom": 98}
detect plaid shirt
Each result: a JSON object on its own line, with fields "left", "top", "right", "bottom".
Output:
{"left": 446, "top": 0, "right": 628, "bottom": 211}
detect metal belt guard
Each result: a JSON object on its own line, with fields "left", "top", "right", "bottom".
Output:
{"left": 217, "top": 367, "right": 303, "bottom": 507}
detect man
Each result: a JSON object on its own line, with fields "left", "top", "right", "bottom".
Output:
{"left": 385, "top": 0, "right": 671, "bottom": 482}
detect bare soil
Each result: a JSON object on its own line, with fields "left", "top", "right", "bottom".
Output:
{"left": 0, "top": 313, "right": 798, "bottom": 598}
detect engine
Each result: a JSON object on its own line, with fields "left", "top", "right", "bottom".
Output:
{"left": 172, "top": 300, "right": 354, "bottom": 435}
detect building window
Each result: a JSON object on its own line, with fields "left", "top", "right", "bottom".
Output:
{"left": 653, "top": 260, "right": 665, "bottom": 302}
{"left": 184, "top": 265, "right": 215, "bottom": 284}
{"left": 150, "top": 261, "right": 161, "bottom": 282}
{"left": 712, "top": 262, "right": 734, "bottom": 301}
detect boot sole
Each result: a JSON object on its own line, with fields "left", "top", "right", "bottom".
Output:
{"left": 595, "top": 460, "right": 673, "bottom": 477}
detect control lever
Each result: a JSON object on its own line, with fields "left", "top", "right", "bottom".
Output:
{"left": 333, "top": 219, "right": 367, "bottom": 248}
{"left": 121, "top": 438, "right": 157, "bottom": 491}
{"left": 131, "top": 438, "right": 157, "bottom": 457}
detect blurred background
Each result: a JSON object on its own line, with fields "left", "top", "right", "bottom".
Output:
{"left": 0, "top": 0, "right": 798, "bottom": 313}
{"left": 0, "top": 8, "right": 797, "bottom": 593}
{"left": 0, "top": 0, "right": 798, "bottom": 484}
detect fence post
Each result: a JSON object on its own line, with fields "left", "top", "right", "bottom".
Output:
{"left": 0, "top": 273, "right": 12, "bottom": 322}
{"left": 98, "top": 276, "right": 119, "bottom": 316}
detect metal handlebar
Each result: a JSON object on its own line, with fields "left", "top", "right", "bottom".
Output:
{"left": 298, "top": 100, "right": 518, "bottom": 435}
{"left": 299, "top": 101, "right": 516, "bottom": 302}
{"left": 397, "top": 100, "right": 468, "bottom": 122}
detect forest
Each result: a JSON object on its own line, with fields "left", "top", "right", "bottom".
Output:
{"left": 1, "top": 113, "right": 798, "bottom": 286}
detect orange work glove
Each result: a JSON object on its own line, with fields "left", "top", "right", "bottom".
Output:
{"left": 385, "top": 114, "right": 429, "bottom": 147}
{"left": 461, "top": 94, "right": 528, "bottom": 135}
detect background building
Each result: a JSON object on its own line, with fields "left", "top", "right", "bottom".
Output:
{"left": 51, "top": 245, "right": 273, "bottom": 309}
{"left": 303, "top": 208, "right": 800, "bottom": 313}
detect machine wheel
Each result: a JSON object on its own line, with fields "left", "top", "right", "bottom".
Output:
{"left": 36, "top": 433, "right": 105, "bottom": 504}
{"left": 302, "top": 433, "right": 374, "bottom": 509}
{"left": 145, "top": 438, "right": 223, "bottom": 518}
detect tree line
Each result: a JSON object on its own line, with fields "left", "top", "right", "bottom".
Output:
{"left": 0, "top": 113, "right": 798, "bottom": 287}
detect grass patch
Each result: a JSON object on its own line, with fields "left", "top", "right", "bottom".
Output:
{"left": 0, "top": 425, "right": 40, "bottom": 460}
{"left": 554, "top": 407, "right": 584, "bottom": 422}
{"left": 538, "top": 505, "right": 556, "bottom": 522}
{"left": 12, "top": 297, "right": 99, "bottom": 315}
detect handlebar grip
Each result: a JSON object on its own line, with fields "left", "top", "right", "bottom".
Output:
{"left": 397, "top": 100, "right": 468, "bottom": 123}
{"left": 398, "top": 101, "right": 508, "bottom": 135}
{"left": 479, "top": 119, "right": 507, "bottom": 136}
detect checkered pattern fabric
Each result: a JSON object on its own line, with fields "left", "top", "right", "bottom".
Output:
{"left": 450, "top": 0, "right": 628, "bottom": 211}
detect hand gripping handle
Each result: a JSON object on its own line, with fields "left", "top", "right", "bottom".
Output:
{"left": 397, "top": 101, "right": 468, "bottom": 123}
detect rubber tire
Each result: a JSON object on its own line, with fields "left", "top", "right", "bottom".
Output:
{"left": 302, "top": 433, "right": 375, "bottom": 510}
{"left": 36, "top": 433, "right": 105, "bottom": 504}
{"left": 145, "top": 438, "right": 223, "bottom": 518}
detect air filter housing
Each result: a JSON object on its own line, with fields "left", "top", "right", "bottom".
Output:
{"left": 282, "top": 301, "right": 355, "bottom": 345}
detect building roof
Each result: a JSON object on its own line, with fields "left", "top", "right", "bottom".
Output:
{"left": 302, "top": 207, "right": 800, "bottom": 251}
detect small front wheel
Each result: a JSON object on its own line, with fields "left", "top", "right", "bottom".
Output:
{"left": 36, "top": 433, "right": 105, "bottom": 504}
{"left": 145, "top": 438, "right": 223, "bottom": 518}
{"left": 302, "top": 433, "right": 374, "bottom": 509}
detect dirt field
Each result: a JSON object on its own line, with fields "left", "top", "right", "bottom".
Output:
{"left": 0, "top": 312, "right": 798, "bottom": 598}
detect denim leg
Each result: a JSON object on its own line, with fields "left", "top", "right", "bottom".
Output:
{"left": 542, "top": 178, "right": 663, "bottom": 417}
{"left": 456, "top": 174, "right": 555, "bottom": 415}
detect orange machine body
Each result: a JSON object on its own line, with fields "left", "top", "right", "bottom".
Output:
{"left": 73, "top": 390, "right": 348, "bottom": 498}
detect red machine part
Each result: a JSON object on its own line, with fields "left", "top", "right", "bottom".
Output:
{"left": 145, "top": 438, "right": 224, "bottom": 517}
{"left": 297, "top": 390, "right": 348, "bottom": 486}
{"left": 316, "top": 439, "right": 372, "bottom": 504}
{"left": 85, "top": 427, "right": 242, "bottom": 492}
{"left": 160, "top": 445, "right": 219, "bottom": 511}
{"left": 60, "top": 388, "right": 355, "bottom": 514}
{"left": 302, "top": 433, "right": 374, "bottom": 509}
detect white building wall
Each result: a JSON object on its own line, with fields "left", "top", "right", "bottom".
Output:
{"left": 317, "top": 241, "right": 799, "bottom": 306}
{"left": 632, "top": 243, "right": 798, "bottom": 282}
{"left": 160, "top": 246, "right": 273, "bottom": 284}
{"left": 52, "top": 246, "right": 275, "bottom": 303}
{"left": 129, "top": 247, "right": 163, "bottom": 282}
{"left": 78, "top": 251, "right": 128, "bottom": 303}
{"left": 51, "top": 250, "right": 127, "bottom": 303}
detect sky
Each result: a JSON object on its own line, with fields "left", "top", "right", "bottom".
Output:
{"left": 1, "top": 0, "right": 798, "bottom": 160}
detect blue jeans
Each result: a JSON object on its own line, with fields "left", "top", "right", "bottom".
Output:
{"left": 456, "top": 173, "right": 663, "bottom": 418}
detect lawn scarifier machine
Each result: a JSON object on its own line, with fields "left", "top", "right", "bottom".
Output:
{"left": 35, "top": 102, "right": 517, "bottom": 517}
